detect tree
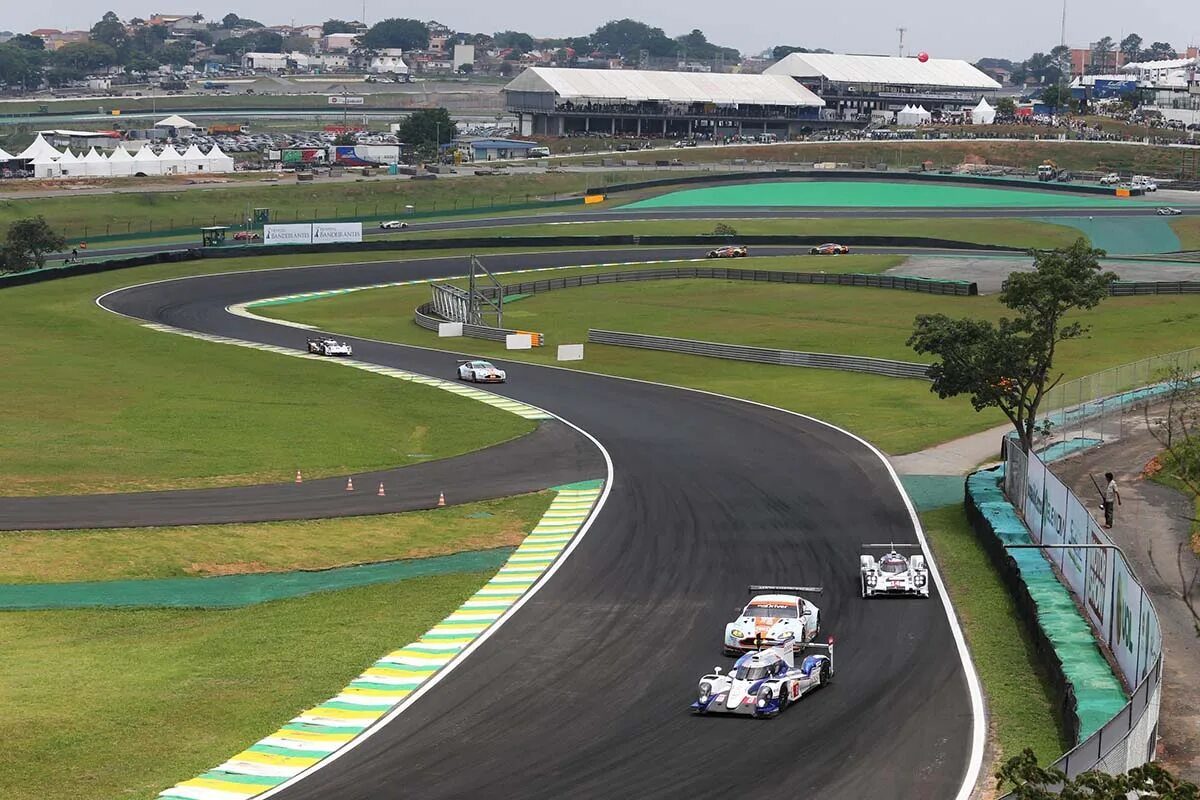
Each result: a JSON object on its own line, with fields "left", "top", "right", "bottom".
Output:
{"left": 322, "top": 19, "right": 358, "bottom": 35}
{"left": 0, "top": 45, "right": 43, "bottom": 88}
{"left": 908, "top": 240, "right": 1117, "bottom": 454}
{"left": 215, "top": 30, "right": 282, "bottom": 56}
{"left": 1143, "top": 41, "right": 1177, "bottom": 61}
{"left": 1120, "top": 33, "right": 1143, "bottom": 63}
{"left": 590, "top": 18, "right": 675, "bottom": 57}
{"left": 458, "top": 63, "right": 473, "bottom": 74}
{"left": 158, "top": 41, "right": 194, "bottom": 67}
{"left": 397, "top": 107, "right": 456, "bottom": 161}
{"left": 995, "top": 96, "right": 1016, "bottom": 116}
{"left": 360, "top": 18, "right": 429, "bottom": 51}
{"left": 90, "top": 11, "right": 128, "bottom": 56}
{"left": 997, "top": 748, "right": 1199, "bottom": 798}
{"left": 771, "top": 45, "right": 830, "bottom": 60}
{"left": 1089, "top": 36, "right": 1115, "bottom": 74}
{"left": 54, "top": 41, "right": 119, "bottom": 71}
{"left": 8, "top": 33, "right": 46, "bottom": 51}
{"left": 493, "top": 30, "right": 534, "bottom": 54}
{"left": 1039, "top": 84, "right": 1067, "bottom": 110}
{"left": 284, "top": 35, "right": 314, "bottom": 54}
{"left": 222, "top": 13, "right": 263, "bottom": 29}
{"left": 1, "top": 217, "right": 66, "bottom": 273}
{"left": 675, "top": 29, "right": 738, "bottom": 60}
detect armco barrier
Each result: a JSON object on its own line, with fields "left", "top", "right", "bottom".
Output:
{"left": 415, "top": 302, "right": 544, "bottom": 346}
{"left": 1109, "top": 281, "right": 1200, "bottom": 296}
{"left": 587, "top": 329, "right": 932, "bottom": 379}
{"left": 967, "top": 445, "right": 1163, "bottom": 789}
{"left": 476, "top": 266, "right": 977, "bottom": 297}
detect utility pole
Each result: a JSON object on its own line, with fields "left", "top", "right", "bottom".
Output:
{"left": 896, "top": 27, "right": 907, "bottom": 58}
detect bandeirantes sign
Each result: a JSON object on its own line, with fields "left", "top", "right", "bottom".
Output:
{"left": 328, "top": 95, "right": 365, "bottom": 106}
{"left": 312, "top": 222, "right": 363, "bottom": 244}
{"left": 264, "top": 224, "right": 314, "bottom": 245}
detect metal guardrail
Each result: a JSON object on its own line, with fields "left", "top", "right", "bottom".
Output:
{"left": 1109, "top": 281, "right": 1200, "bottom": 296}
{"left": 414, "top": 302, "right": 544, "bottom": 346}
{"left": 474, "top": 266, "right": 977, "bottom": 297}
{"left": 587, "top": 329, "right": 932, "bottom": 379}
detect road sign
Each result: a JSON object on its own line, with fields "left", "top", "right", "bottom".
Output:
{"left": 328, "top": 96, "right": 365, "bottom": 106}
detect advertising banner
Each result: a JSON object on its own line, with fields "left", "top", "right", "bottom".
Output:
{"left": 1083, "top": 517, "right": 1113, "bottom": 635}
{"left": 1110, "top": 555, "right": 1143, "bottom": 680}
{"left": 1040, "top": 466, "right": 1069, "bottom": 551}
{"left": 264, "top": 224, "right": 313, "bottom": 245}
{"left": 1062, "top": 491, "right": 1091, "bottom": 590}
{"left": 1023, "top": 451, "right": 1047, "bottom": 543}
{"left": 1004, "top": 439, "right": 1025, "bottom": 500}
{"left": 312, "top": 222, "right": 362, "bottom": 244}
{"left": 328, "top": 95, "right": 365, "bottom": 105}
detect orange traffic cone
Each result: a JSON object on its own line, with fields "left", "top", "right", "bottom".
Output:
{"left": 346, "top": 477, "right": 354, "bottom": 492}
{"left": 437, "top": 491, "right": 446, "bottom": 507}
{"left": 377, "top": 482, "right": 386, "bottom": 497}
{"left": 295, "top": 470, "right": 303, "bottom": 484}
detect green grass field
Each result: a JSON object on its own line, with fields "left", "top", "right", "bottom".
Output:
{"left": 264, "top": 256, "right": 1200, "bottom": 453}
{"left": 399, "top": 217, "right": 1081, "bottom": 249}
{"left": 921, "top": 506, "right": 1068, "bottom": 776}
{"left": 0, "top": 493, "right": 551, "bottom": 583}
{"left": 1171, "top": 216, "right": 1200, "bottom": 250}
{"left": 0, "top": 171, "right": 699, "bottom": 241}
{"left": 0, "top": 572, "right": 491, "bottom": 800}
{"left": 0, "top": 253, "right": 536, "bottom": 495}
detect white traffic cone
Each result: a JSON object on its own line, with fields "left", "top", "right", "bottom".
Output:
{"left": 437, "top": 491, "right": 445, "bottom": 507}
{"left": 378, "top": 482, "right": 386, "bottom": 497}
{"left": 346, "top": 477, "right": 354, "bottom": 492}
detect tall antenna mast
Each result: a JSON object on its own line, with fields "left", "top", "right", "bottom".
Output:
{"left": 897, "top": 27, "right": 907, "bottom": 58}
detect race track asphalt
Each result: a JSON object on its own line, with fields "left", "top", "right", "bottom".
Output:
{"left": 97, "top": 247, "right": 978, "bottom": 800}
{"left": 0, "top": 421, "right": 602, "bottom": 530}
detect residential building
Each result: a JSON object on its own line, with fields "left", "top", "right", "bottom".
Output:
{"left": 322, "top": 33, "right": 357, "bottom": 52}
{"left": 1069, "top": 47, "right": 1130, "bottom": 77}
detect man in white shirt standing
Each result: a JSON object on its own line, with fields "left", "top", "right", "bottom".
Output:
{"left": 1103, "top": 471, "right": 1121, "bottom": 529}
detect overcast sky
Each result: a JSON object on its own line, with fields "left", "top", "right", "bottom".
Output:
{"left": 8, "top": 1, "right": 1199, "bottom": 61}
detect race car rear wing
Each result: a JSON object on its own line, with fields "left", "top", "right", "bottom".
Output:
{"left": 749, "top": 585, "right": 822, "bottom": 594}
{"left": 861, "top": 543, "right": 923, "bottom": 549}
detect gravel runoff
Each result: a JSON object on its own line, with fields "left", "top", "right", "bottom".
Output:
{"left": 892, "top": 256, "right": 1200, "bottom": 294}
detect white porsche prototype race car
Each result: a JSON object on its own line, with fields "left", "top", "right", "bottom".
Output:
{"left": 307, "top": 337, "right": 353, "bottom": 357}
{"left": 457, "top": 360, "right": 507, "bottom": 383}
{"left": 860, "top": 543, "right": 930, "bottom": 598}
{"left": 723, "top": 585, "right": 821, "bottom": 655}
{"left": 691, "top": 636, "right": 834, "bottom": 718}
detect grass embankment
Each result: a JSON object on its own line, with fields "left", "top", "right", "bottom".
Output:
{"left": 567, "top": 139, "right": 1198, "bottom": 177}
{"left": 0, "top": 493, "right": 552, "bottom": 583}
{"left": 266, "top": 257, "right": 1200, "bottom": 454}
{"left": 922, "top": 506, "right": 1069, "bottom": 776}
{"left": 0, "top": 171, "right": 689, "bottom": 241}
{"left": 0, "top": 253, "right": 536, "bottom": 495}
{"left": 401, "top": 217, "right": 1082, "bottom": 250}
{"left": 1170, "top": 217, "right": 1200, "bottom": 250}
{"left": 0, "top": 573, "right": 490, "bottom": 800}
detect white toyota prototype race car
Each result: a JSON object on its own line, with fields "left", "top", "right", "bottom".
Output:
{"left": 307, "top": 337, "right": 353, "bottom": 357}
{"left": 723, "top": 585, "right": 821, "bottom": 655}
{"left": 691, "top": 635, "right": 834, "bottom": 718}
{"left": 860, "top": 543, "right": 930, "bottom": 598}
{"left": 457, "top": 360, "right": 507, "bottom": 383}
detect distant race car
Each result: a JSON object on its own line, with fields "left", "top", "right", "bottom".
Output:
{"left": 1157, "top": 207, "right": 1183, "bottom": 216}
{"left": 691, "top": 636, "right": 834, "bottom": 718}
{"left": 457, "top": 359, "right": 507, "bottom": 383}
{"left": 307, "top": 337, "right": 353, "bottom": 357}
{"left": 860, "top": 543, "right": 930, "bottom": 598}
{"left": 707, "top": 245, "right": 748, "bottom": 258}
{"left": 233, "top": 231, "right": 261, "bottom": 241}
{"left": 379, "top": 220, "right": 409, "bottom": 229}
{"left": 723, "top": 585, "right": 822, "bottom": 656}
{"left": 810, "top": 243, "right": 850, "bottom": 255}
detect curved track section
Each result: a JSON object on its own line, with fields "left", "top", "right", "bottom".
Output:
{"left": 100, "top": 250, "right": 982, "bottom": 800}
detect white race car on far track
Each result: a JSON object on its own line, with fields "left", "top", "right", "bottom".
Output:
{"left": 691, "top": 635, "right": 834, "bottom": 718}
{"left": 457, "top": 359, "right": 507, "bottom": 383}
{"left": 860, "top": 543, "right": 930, "bottom": 598}
{"left": 307, "top": 337, "right": 353, "bottom": 357}
{"left": 379, "top": 220, "right": 409, "bottom": 229}
{"left": 722, "top": 585, "right": 821, "bottom": 655}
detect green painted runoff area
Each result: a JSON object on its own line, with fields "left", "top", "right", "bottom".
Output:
{"left": 1033, "top": 215, "right": 1182, "bottom": 255}
{"left": 900, "top": 475, "right": 965, "bottom": 512}
{"left": 967, "top": 469, "right": 1127, "bottom": 738}
{"left": 626, "top": 181, "right": 1132, "bottom": 209}
{"left": 0, "top": 547, "right": 514, "bottom": 610}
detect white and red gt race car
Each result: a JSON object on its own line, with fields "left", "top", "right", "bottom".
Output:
{"left": 722, "top": 585, "right": 821, "bottom": 656}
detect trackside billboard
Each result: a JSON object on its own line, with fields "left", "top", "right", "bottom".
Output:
{"left": 313, "top": 222, "right": 362, "bottom": 244}
{"left": 264, "top": 224, "right": 314, "bottom": 245}
{"left": 263, "top": 223, "right": 363, "bottom": 245}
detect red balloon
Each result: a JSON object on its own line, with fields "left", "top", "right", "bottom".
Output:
{"left": 917, "top": 52, "right": 929, "bottom": 63}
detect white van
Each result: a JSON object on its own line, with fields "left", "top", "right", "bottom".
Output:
{"left": 527, "top": 146, "right": 551, "bottom": 158}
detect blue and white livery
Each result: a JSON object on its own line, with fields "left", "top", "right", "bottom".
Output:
{"left": 691, "top": 635, "right": 834, "bottom": 718}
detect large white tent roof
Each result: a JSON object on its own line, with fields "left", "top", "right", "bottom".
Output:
{"left": 155, "top": 114, "right": 198, "bottom": 129}
{"left": 765, "top": 53, "right": 1000, "bottom": 90}
{"left": 18, "top": 134, "right": 63, "bottom": 160}
{"left": 0, "top": 147, "right": 13, "bottom": 161}
{"left": 108, "top": 146, "right": 133, "bottom": 162}
{"left": 504, "top": 67, "right": 824, "bottom": 107}
{"left": 1120, "top": 57, "right": 1197, "bottom": 72}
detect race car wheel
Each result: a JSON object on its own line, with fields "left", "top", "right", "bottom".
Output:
{"left": 778, "top": 684, "right": 791, "bottom": 712}
{"left": 819, "top": 661, "right": 831, "bottom": 687}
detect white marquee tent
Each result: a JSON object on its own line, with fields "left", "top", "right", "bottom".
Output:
{"left": 971, "top": 97, "right": 996, "bottom": 125}
{"left": 107, "top": 146, "right": 134, "bottom": 177}
{"left": 18, "top": 134, "right": 63, "bottom": 161}
{"left": 131, "top": 145, "right": 162, "bottom": 175}
{"left": 0, "top": 147, "right": 14, "bottom": 162}
{"left": 56, "top": 149, "right": 82, "bottom": 177}
{"left": 158, "top": 145, "right": 185, "bottom": 174}
{"left": 32, "top": 153, "right": 60, "bottom": 178}
{"left": 81, "top": 148, "right": 110, "bottom": 177}
{"left": 181, "top": 143, "right": 208, "bottom": 172}
{"left": 896, "top": 104, "right": 932, "bottom": 125}
{"left": 205, "top": 143, "right": 235, "bottom": 173}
